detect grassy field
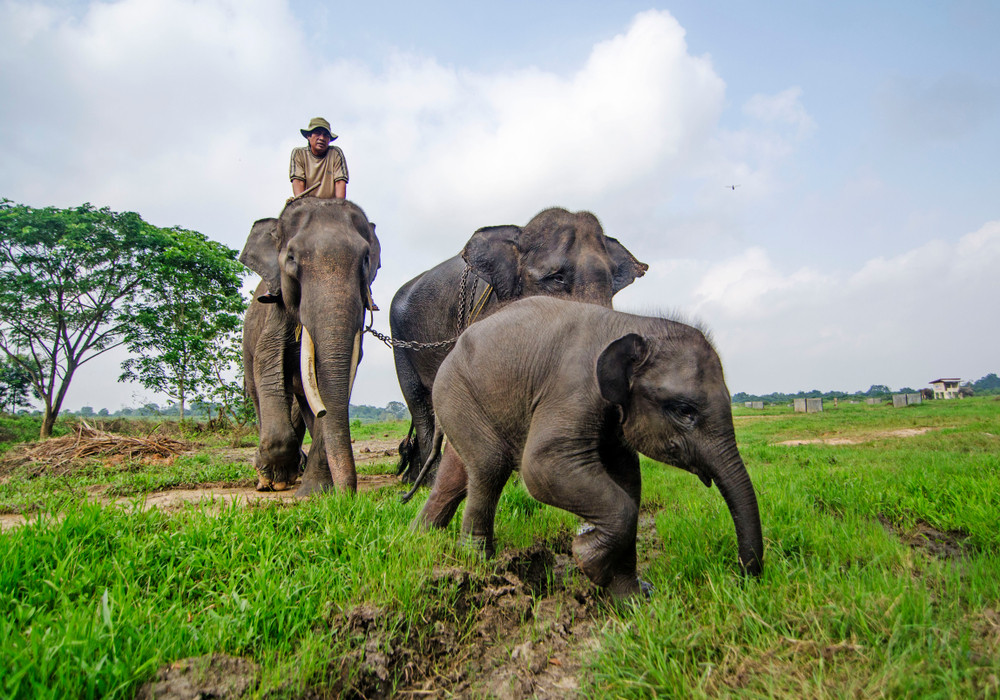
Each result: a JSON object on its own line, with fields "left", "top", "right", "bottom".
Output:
{"left": 1, "top": 398, "right": 998, "bottom": 698}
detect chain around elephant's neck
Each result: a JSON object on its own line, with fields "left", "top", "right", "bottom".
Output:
{"left": 364, "top": 265, "right": 492, "bottom": 352}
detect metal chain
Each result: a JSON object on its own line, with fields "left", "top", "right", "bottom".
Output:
{"left": 363, "top": 264, "right": 487, "bottom": 352}
{"left": 365, "top": 323, "right": 457, "bottom": 351}
{"left": 456, "top": 264, "right": 471, "bottom": 333}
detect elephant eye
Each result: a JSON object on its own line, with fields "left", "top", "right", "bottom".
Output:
{"left": 544, "top": 270, "right": 566, "bottom": 285}
{"left": 283, "top": 250, "right": 300, "bottom": 277}
{"left": 663, "top": 400, "right": 699, "bottom": 428}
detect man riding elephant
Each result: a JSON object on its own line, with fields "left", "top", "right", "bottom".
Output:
{"left": 290, "top": 117, "right": 349, "bottom": 200}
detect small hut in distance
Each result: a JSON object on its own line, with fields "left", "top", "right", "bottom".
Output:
{"left": 929, "top": 378, "right": 961, "bottom": 400}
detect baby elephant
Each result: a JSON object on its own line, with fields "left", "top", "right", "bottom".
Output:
{"left": 414, "top": 296, "right": 763, "bottom": 598}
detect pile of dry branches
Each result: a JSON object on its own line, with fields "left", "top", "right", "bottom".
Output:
{"left": 1, "top": 421, "right": 191, "bottom": 475}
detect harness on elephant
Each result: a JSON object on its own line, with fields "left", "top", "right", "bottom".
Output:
{"left": 364, "top": 264, "right": 494, "bottom": 351}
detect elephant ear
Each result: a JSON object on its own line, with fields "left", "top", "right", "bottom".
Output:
{"left": 461, "top": 225, "right": 523, "bottom": 299}
{"left": 362, "top": 220, "right": 381, "bottom": 287}
{"left": 605, "top": 236, "right": 649, "bottom": 295}
{"left": 239, "top": 218, "right": 282, "bottom": 303}
{"left": 353, "top": 214, "right": 382, "bottom": 311}
{"left": 596, "top": 333, "right": 649, "bottom": 410}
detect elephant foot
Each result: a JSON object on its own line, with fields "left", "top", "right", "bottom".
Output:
{"left": 295, "top": 479, "right": 336, "bottom": 498}
{"left": 256, "top": 477, "right": 292, "bottom": 492}
{"left": 459, "top": 532, "right": 495, "bottom": 559}
{"left": 604, "top": 575, "right": 653, "bottom": 600}
{"left": 572, "top": 527, "right": 638, "bottom": 594}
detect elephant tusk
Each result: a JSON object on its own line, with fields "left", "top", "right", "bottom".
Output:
{"left": 347, "top": 330, "right": 361, "bottom": 399}
{"left": 300, "top": 326, "right": 328, "bottom": 418}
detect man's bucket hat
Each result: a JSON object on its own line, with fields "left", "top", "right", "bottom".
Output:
{"left": 300, "top": 117, "right": 338, "bottom": 140}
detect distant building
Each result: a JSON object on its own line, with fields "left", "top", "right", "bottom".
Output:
{"left": 929, "top": 378, "right": 961, "bottom": 400}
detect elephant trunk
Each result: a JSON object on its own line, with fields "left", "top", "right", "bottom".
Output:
{"left": 299, "top": 315, "right": 363, "bottom": 494}
{"left": 707, "top": 439, "right": 763, "bottom": 576}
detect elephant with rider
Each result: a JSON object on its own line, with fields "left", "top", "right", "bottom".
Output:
{"left": 240, "top": 197, "right": 380, "bottom": 495}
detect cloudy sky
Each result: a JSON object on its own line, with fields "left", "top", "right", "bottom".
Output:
{"left": 2, "top": 0, "right": 998, "bottom": 410}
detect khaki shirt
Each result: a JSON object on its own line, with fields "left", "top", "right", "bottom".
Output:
{"left": 289, "top": 145, "right": 349, "bottom": 198}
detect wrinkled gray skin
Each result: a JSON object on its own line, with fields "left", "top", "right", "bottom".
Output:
{"left": 415, "top": 296, "right": 764, "bottom": 598}
{"left": 241, "top": 198, "right": 380, "bottom": 495}
{"left": 390, "top": 207, "right": 648, "bottom": 484}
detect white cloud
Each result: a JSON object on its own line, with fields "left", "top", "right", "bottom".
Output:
{"left": 743, "top": 87, "right": 816, "bottom": 139}
{"left": 685, "top": 222, "right": 1000, "bottom": 394}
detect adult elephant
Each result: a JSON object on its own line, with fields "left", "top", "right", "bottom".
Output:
{"left": 390, "top": 207, "right": 648, "bottom": 484}
{"left": 240, "top": 197, "right": 380, "bottom": 496}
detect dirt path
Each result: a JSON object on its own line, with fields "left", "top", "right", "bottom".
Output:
{"left": 0, "top": 436, "right": 402, "bottom": 532}
{"left": 774, "top": 426, "right": 939, "bottom": 446}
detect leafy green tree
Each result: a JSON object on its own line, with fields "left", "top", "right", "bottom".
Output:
{"left": 119, "top": 228, "right": 246, "bottom": 421}
{"left": 0, "top": 199, "right": 242, "bottom": 437}
{"left": 385, "top": 400, "right": 410, "bottom": 420}
{"left": 972, "top": 373, "right": 1000, "bottom": 394}
{"left": 0, "top": 355, "right": 35, "bottom": 413}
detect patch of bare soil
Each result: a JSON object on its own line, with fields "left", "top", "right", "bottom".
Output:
{"left": 283, "top": 514, "right": 664, "bottom": 698}
{"left": 287, "top": 541, "right": 603, "bottom": 699}
{"left": 775, "top": 427, "right": 939, "bottom": 446}
{"left": 135, "top": 653, "right": 259, "bottom": 700}
{"left": 879, "top": 516, "right": 971, "bottom": 559}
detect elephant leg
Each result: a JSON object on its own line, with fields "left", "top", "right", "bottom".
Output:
{"left": 414, "top": 443, "right": 469, "bottom": 529}
{"left": 291, "top": 398, "right": 308, "bottom": 476}
{"left": 602, "top": 444, "right": 642, "bottom": 510}
{"left": 460, "top": 452, "right": 512, "bottom": 559}
{"left": 393, "top": 349, "right": 437, "bottom": 484}
{"left": 297, "top": 419, "right": 335, "bottom": 497}
{"left": 250, "top": 321, "right": 303, "bottom": 492}
{"left": 520, "top": 431, "right": 642, "bottom": 598}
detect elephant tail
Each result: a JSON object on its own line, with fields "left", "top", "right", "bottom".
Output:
{"left": 400, "top": 420, "right": 444, "bottom": 503}
{"left": 396, "top": 421, "right": 416, "bottom": 476}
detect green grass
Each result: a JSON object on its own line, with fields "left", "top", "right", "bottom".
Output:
{"left": 1, "top": 404, "right": 999, "bottom": 698}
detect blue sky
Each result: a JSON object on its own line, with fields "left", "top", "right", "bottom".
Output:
{"left": 1, "top": 0, "right": 998, "bottom": 410}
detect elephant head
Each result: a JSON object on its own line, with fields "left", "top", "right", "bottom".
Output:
{"left": 596, "top": 325, "right": 764, "bottom": 576}
{"left": 240, "top": 197, "right": 380, "bottom": 494}
{"left": 461, "top": 207, "right": 648, "bottom": 307}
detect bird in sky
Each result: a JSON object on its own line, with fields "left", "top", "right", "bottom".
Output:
{"left": 725, "top": 184, "right": 741, "bottom": 190}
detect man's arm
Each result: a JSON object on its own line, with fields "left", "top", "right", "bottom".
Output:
{"left": 335, "top": 180, "right": 346, "bottom": 199}
{"left": 290, "top": 148, "right": 306, "bottom": 196}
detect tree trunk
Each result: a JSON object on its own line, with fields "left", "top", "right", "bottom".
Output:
{"left": 40, "top": 408, "right": 56, "bottom": 439}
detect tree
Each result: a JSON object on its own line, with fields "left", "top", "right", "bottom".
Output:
{"left": 200, "top": 325, "right": 256, "bottom": 426}
{"left": 972, "top": 373, "right": 1000, "bottom": 394}
{"left": 0, "top": 199, "right": 241, "bottom": 437}
{"left": 118, "top": 227, "right": 246, "bottom": 420}
{"left": 385, "top": 400, "right": 410, "bottom": 420}
{"left": 0, "top": 355, "right": 35, "bottom": 413}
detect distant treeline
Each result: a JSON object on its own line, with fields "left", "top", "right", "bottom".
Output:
{"left": 732, "top": 372, "right": 1000, "bottom": 404}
